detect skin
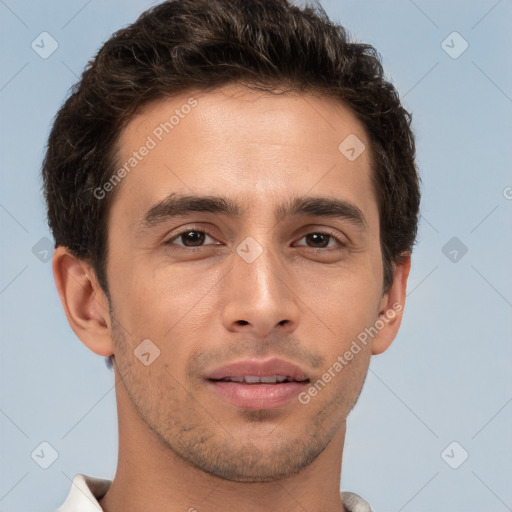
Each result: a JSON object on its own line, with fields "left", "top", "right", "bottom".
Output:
{"left": 53, "top": 83, "right": 410, "bottom": 512}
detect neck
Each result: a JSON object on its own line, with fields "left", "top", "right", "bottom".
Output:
{"left": 99, "top": 370, "right": 347, "bottom": 512}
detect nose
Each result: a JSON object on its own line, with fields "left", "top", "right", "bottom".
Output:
{"left": 221, "top": 241, "right": 301, "bottom": 338}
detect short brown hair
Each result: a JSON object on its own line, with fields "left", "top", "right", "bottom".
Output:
{"left": 43, "top": 0, "right": 420, "bottom": 302}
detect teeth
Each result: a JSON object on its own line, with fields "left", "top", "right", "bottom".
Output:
{"left": 222, "top": 375, "right": 291, "bottom": 383}
{"left": 244, "top": 376, "right": 262, "bottom": 383}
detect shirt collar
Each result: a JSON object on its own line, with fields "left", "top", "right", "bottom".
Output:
{"left": 56, "top": 474, "right": 110, "bottom": 511}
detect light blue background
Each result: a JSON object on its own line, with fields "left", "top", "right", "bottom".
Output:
{"left": 1, "top": 1, "right": 511, "bottom": 511}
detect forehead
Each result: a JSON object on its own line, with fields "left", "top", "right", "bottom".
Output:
{"left": 110, "top": 84, "right": 377, "bottom": 229}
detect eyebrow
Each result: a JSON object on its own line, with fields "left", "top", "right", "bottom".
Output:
{"left": 136, "top": 193, "right": 368, "bottom": 236}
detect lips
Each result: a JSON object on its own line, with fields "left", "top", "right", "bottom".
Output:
{"left": 205, "top": 357, "right": 310, "bottom": 409}
{"left": 206, "top": 357, "right": 310, "bottom": 383}
{"left": 215, "top": 375, "right": 299, "bottom": 383}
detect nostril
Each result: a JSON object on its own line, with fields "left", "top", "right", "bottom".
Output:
{"left": 237, "top": 320, "right": 249, "bottom": 326}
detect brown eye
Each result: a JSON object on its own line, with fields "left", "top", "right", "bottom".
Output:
{"left": 305, "top": 233, "right": 330, "bottom": 248}
{"left": 295, "top": 232, "right": 345, "bottom": 250}
{"left": 166, "top": 229, "right": 217, "bottom": 248}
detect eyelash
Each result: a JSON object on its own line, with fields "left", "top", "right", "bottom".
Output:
{"left": 164, "top": 225, "right": 347, "bottom": 251}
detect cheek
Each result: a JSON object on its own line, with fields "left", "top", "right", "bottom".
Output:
{"left": 294, "top": 262, "right": 382, "bottom": 332}
{"left": 110, "top": 259, "right": 223, "bottom": 347}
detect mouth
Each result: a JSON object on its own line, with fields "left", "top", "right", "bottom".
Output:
{"left": 206, "top": 378, "right": 310, "bottom": 409}
{"left": 205, "top": 358, "right": 311, "bottom": 409}
{"left": 205, "top": 357, "right": 310, "bottom": 382}
{"left": 208, "top": 375, "right": 310, "bottom": 384}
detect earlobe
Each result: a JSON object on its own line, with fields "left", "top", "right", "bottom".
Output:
{"left": 371, "top": 254, "right": 411, "bottom": 355}
{"left": 52, "top": 246, "right": 114, "bottom": 357}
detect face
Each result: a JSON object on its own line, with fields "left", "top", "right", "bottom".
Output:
{"left": 104, "top": 84, "right": 392, "bottom": 482}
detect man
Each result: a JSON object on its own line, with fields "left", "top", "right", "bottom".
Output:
{"left": 44, "top": 0, "right": 420, "bottom": 510}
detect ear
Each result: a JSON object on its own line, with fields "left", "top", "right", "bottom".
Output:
{"left": 52, "top": 246, "right": 114, "bottom": 358}
{"left": 370, "top": 253, "right": 411, "bottom": 355}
